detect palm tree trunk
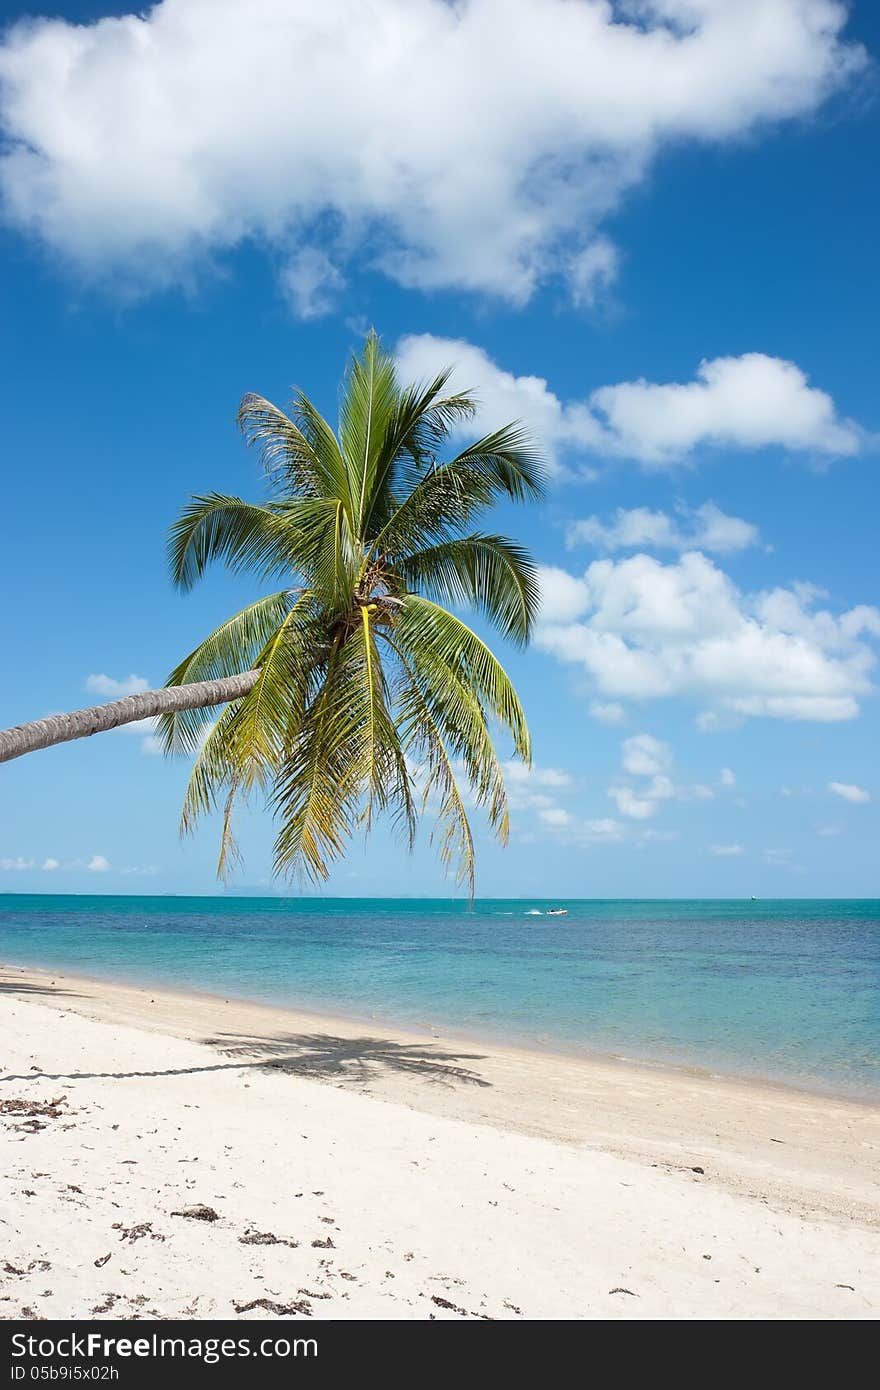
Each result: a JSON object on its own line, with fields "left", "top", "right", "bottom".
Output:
{"left": 0, "top": 670, "right": 260, "bottom": 764}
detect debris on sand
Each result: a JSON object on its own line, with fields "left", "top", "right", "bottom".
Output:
{"left": 91, "top": 1293, "right": 121, "bottom": 1315}
{"left": 233, "top": 1296, "right": 312, "bottom": 1317}
{"left": 4, "top": 1260, "right": 51, "bottom": 1277}
{"left": 170, "top": 1205, "right": 220, "bottom": 1222}
{"left": 0, "top": 1096, "right": 67, "bottom": 1119}
{"left": 238, "top": 1229, "right": 299, "bottom": 1248}
{"left": 431, "top": 1294, "right": 466, "bottom": 1315}
{"left": 112, "top": 1222, "right": 164, "bottom": 1243}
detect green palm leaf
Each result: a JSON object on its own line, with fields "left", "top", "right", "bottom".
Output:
{"left": 367, "top": 423, "right": 545, "bottom": 564}
{"left": 393, "top": 657, "right": 476, "bottom": 895}
{"left": 159, "top": 590, "right": 298, "bottom": 754}
{"left": 394, "top": 595, "right": 531, "bottom": 763}
{"left": 400, "top": 533, "right": 540, "bottom": 645}
{"left": 169, "top": 495, "right": 297, "bottom": 591}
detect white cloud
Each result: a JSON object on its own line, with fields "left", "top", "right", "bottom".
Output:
{"left": 608, "top": 786, "right": 657, "bottom": 820}
{"left": 534, "top": 565, "right": 593, "bottom": 621}
{"left": 816, "top": 824, "right": 842, "bottom": 837}
{"left": 568, "top": 503, "right": 760, "bottom": 554}
{"left": 85, "top": 673, "right": 149, "bottom": 697}
{"left": 637, "top": 828, "right": 679, "bottom": 848}
{"left": 397, "top": 339, "right": 861, "bottom": 470}
{"left": 684, "top": 783, "right": 715, "bottom": 801}
{"left": 0, "top": 2, "right": 862, "bottom": 309}
{"left": 579, "top": 817, "right": 625, "bottom": 843}
{"left": 473, "top": 760, "right": 577, "bottom": 836}
{"left": 3, "top": 852, "right": 128, "bottom": 874}
{"left": 609, "top": 733, "right": 713, "bottom": 821}
{"left": 589, "top": 700, "right": 625, "bottom": 726}
{"left": 621, "top": 734, "right": 671, "bottom": 777}
{"left": 502, "top": 762, "right": 571, "bottom": 790}
{"left": 828, "top": 781, "right": 870, "bottom": 803}
{"left": 555, "top": 815, "right": 628, "bottom": 845}
{"left": 589, "top": 354, "right": 861, "bottom": 464}
{"left": 609, "top": 771, "right": 711, "bottom": 820}
{"left": 719, "top": 768, "right": 737, "bottom": 787}
{"left": 568, "top": 236, "right": 619, "bottom": 309}
{"left": 280, "top": 248, "right": 345, "bottom": 320}
{"left": 537, "top": 552, "right": 880, "bottom": 723}
{"left": 710, "top": 843, "right": 744, "bottom": 856}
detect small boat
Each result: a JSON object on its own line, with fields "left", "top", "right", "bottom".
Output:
{"left": 547, "top": 907, "right": 568, "bottom": 916}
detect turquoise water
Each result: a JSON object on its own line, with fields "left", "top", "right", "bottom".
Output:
{"left": 0, "top": 895, "right": 878, "bottom": 1098}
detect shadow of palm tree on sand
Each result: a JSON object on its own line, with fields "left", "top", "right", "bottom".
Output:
{"left": 0, "top": 980, "right": 83, "bottom": 997}
{"left": 203, "top": 1032, "right": 491, "bottom": 1088}
{"left": 0, "top": 973, "right": 490, "bottom": 1088}
{"left": 0, "top": 984, "right": 490, "bottom": 1089}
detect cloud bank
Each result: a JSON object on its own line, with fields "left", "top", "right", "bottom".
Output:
{"left": 395, "top": 337, "right": 862, "bottom": 469}
{"left": 537, "top": 551, "right": 880, "bottom": 723}
{"left": 0, "top": 0, "right": 863, "bottom": 307}
{"left": 567, "top": 504, "right": 760, "bottom": 554}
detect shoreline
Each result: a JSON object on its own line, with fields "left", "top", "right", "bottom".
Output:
{"left": 2, "top": 953, "right": 879, "bottom": 1109}
{"left": 2, "top": 959, "right": 879, "bottom": 1229}
{"left": 2, "top": 964, "right": 879, "bottom": 1318}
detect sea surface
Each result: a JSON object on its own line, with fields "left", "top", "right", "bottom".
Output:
{"left": 0, "top": 895, "right": 878, "bottom": 1098}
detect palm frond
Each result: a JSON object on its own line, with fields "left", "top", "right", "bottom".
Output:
{"left": 270, "top": 643, "right": 368, "bottom": 882}
{"left": 400, "top": 533, "right": 540, "bottom": 645}
{"left": 392, "top": 647, "right": 476, "bottom": 897}
{"left": 237, "top": 394, "right": 342, "bottom": 501}
{"left": 159, "top": 591, "right": 297, "bottom": 754}
{"left": 358, "top": 364, "right": 476, "bottom": 538}
{"left": 368, "top": 423, "right": 546, "bottom": 563}
{"left": 287, "top": 391, "right": 354, "bottom": 516}
{"left": 384, "top": 631, "right": 510, "bottom": 843}
{"left": 338, "top": 330, "right": 401, "bottom": 536}
{"left": 168, "top": 495, "right": 297, "bottom": 592}
{"left": 177, "top": 594, "right": 320, "bottom": 875}
{"left": 275, "top": 496, "right": 359, "bottom": 611}
{"left": 178, "top": 702, "right": 240, "bottom": 837}
{"left": 357, "top": 606, "right": 416, "bottom": 837}
{"left": 394, "top": 595, "right": 531, "bottom": 762}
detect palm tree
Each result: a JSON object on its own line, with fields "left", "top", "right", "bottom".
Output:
{"left": 0, "top": 333, "right": 544, "bottom": 892}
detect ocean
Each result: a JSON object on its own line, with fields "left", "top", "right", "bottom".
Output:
{"left": 0, "top": 895, "right": 878, "bottom": 1098}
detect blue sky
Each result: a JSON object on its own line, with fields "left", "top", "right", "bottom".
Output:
{"left": 0, "top": 0, "right": 877, "bottom": 897}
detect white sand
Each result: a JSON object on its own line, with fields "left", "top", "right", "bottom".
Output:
{"left": 1, "top": 965, "right": 879, "bottom": 1320}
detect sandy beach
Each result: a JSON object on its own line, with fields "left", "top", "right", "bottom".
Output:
{"left": 1, "top": 962, "right": 878, "bottom": 1321}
